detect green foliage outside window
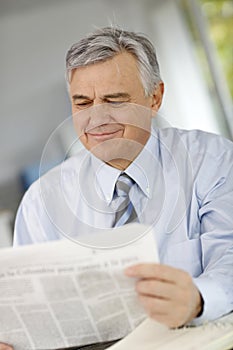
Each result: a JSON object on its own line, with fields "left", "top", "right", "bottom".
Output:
{"left": 181, "top": 0, "right": 233, "bottom": 99}
{"left": 200, "top": 0, "right": 233, "bottom": 98}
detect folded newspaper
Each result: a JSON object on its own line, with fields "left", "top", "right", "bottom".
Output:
{"left": 0, "top": 224, "right": 158, "bottom": 350}
{"left": 109, "top": 313, "right": 233, "bottom": 350}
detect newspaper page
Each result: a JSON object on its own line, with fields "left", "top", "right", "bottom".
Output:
{"left": 109, "top": 313, "right": 233, "bottom": 350}
{"left": 0, "top": 224, "right": 158, "bottom": 350}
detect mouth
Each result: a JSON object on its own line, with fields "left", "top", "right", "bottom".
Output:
{"left": 87, "top": 129, "right": 123, "bottom": 141}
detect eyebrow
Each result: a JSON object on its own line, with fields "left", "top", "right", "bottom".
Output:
{"left": 72, "top": 92, "right": 131, "bottom": 101}
{"left": 102, "top": 93, "right": 131, "bottom": 99}
{"left": 72, "top": 94, "right": 91, "bottom": 101}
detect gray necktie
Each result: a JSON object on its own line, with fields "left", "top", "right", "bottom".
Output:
{"left": 113, "top": 173, "right": 137, "bottom": 227}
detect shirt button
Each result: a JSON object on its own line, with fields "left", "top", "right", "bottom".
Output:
{"left": 146, "top": 187, "right": 150, "bottom": 194}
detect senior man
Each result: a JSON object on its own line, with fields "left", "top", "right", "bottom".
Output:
{"left": 3, "top": 26, "right": 232, "bottom": 350}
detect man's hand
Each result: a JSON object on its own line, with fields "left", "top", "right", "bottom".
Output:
{"left": 0, "top": 343, "right": 14, "bottom": 350}
{"left": 124, "top": 263, "right": 203, "bottom": 328}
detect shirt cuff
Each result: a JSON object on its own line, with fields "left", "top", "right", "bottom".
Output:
{"left": 189, "top": 275, "right": 230, "bottom": 326}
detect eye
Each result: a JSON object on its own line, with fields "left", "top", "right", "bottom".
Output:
{"left": 74, "top": 101, "right": 92, "bottom": 109}
{"left": 108, "top": 101, "right": 127, "bottom": 107}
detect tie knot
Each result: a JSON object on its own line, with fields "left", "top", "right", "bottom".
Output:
{"left": 115, "top": 174, "right": 134, "bottom": 197}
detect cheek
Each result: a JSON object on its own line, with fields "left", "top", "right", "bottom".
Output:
{"left": 80, "top": 133, "right": 100, "bottom": 151}
{"left": 112, "top": 104, "right": 152, "bottom": 132}
{"left": 123, "top": 124, "right": 150, "bottom": 144}
{"left": 79, "top": 134, "right": 89, "bottom": 149}
{"left": 72, "top": 111, "right": 89, "bottom": 138}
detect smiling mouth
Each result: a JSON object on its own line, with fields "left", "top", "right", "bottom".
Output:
{"left": 87, "top": 129, "right": 123, "bottom": 141}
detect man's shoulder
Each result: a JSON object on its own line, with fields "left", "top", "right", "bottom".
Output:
{"left": 24, "top": 149, "right": 89, "bottom": 202}
{"left": 157, "top": 127, "right": 233, "bottom": 155}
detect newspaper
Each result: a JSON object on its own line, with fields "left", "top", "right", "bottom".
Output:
{"left": 109, "top": 313, "right": 233, "bottom": 350}
{"left": 0, "top": 224, "right": 158, "bottom": 350}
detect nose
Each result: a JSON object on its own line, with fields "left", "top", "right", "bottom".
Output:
{"left": 87, "top": 103, "right": 113, "bottom": 129}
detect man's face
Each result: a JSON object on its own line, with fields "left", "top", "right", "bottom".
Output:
{"left": 70, "top": 52, "right": 163, "bottom": 169}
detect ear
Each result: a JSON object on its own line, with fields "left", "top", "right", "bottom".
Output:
{"left": 151, "top": 82, "right": 164, "bottom": 112}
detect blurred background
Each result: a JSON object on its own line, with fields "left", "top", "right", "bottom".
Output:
{"left": 0, "top": 0, "right": 232, "bottom": 246}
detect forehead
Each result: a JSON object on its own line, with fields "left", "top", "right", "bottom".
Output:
{"left": 69, "top": 52, "right": 143, "bottom": 95}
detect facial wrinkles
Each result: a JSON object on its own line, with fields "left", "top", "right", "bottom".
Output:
{"left": 87, "top": 123, "right": 124, "bottom": 135}
{"left": 85, "top": 64, "right": 125, "bottom": 134}
{"left": 75, "top": 106, "right": 124, "bottom": 137}
{"left": 71, "top": 52, "right": 156, "bottom": 156}
{"left": 83, "top": 62, "right": 136, "bottom": 134}
{"left": 86, "top": 59, "right": 131, "bottom": 130}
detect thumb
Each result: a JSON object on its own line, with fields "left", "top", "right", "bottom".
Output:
{"left": 0, "top": 343, "right": 14, "bottom": 350}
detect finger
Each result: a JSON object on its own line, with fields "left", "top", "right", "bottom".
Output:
{"left": 150, "top": 312, "right": 184, "bottom": 329}
{"left": 125, "top": 263, "right": 187, "bottom": 284}
{"left": 138, "top": 294, "right": 171, "bottom": 316}
{"left": 138, "top": 295, "right": 187, "bottom": 328}
{"left": 136, "top": 279, "right": 178, "bottom": 300}
{"left": 0, "top": 343, "right": 14, "bottom": 350}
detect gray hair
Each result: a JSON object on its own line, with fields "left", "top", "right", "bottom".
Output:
{"left": 66, "top": 27, "right": 162, "bottom": 96}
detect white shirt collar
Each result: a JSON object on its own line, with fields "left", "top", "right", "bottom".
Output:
{"left": 91, "top": 155, "right": 121, "bottom": 205}
{"left": 126, "top": 130, "right": 158, "bottom": 199}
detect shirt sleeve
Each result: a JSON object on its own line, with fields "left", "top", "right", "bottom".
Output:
{"left": 190, "top": 145, "right": 233, "bottom": 325}
{"left": 13, "top": 182, "right": 62, "bottom": 246}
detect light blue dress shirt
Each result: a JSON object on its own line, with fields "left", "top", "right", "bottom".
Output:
{"left": 14, "top": 127, "right": 233, "bottom": 325}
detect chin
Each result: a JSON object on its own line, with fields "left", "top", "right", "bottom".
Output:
{"left": 87, "top": 138, "right": 144, "bottom": 164}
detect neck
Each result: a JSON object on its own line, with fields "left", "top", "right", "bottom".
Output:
{"left": 106, "top": 158, "right": 132, "bottom": 170}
